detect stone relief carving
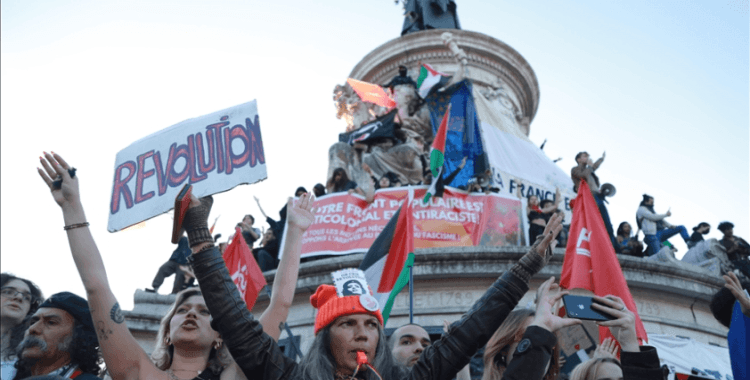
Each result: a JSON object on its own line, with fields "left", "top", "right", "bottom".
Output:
{"left": 333, "top": 83, "right": 388, "bottom": 132}
{"left": 329, "top": 32, "right": 478, "bottom": 192}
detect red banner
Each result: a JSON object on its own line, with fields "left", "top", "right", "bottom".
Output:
{"left": 299, "top": 187, "right": 523, "bottom": 257}
{"left": 224, "top": 227, "right": 267, "bottom": 309}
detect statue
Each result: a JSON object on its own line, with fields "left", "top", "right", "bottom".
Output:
{"left": 330, "top": 78, "right": 427, "bottom": 189}
{"left": 328, "top": 33, "right": 473, "bottom": 191}
{"left": 386, "top": 66, "right": 434, "bottom": 147}
{"left": 400, "top": 0, "right": 461, "bottom": 36}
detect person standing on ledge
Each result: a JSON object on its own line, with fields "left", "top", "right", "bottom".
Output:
{"left": 571, "top": 151, "right": 617, "bottom": 249}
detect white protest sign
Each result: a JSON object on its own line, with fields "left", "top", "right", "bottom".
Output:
{"left": 331, "top": 268, "right": 371, "bottom": 297}
{"left": 107, "top": 101, "right": 267, "bottom": 232}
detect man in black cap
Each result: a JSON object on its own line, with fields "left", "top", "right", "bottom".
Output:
{"left": 719, "top": 221, "right": 750, "bottom": 279}
{"left": 13, "top": 292, "right": 101, "bottom": 379}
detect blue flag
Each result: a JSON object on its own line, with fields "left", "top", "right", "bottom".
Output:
{"left": 425, "top": 80, "right": 487, "bottom": 189}
{"left": 729, "top": 301, "right": 749, "bottom": 380}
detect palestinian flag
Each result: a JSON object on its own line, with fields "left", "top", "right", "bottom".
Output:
{"left": 424, "top": 104, "right": 451, "bottom": 203}
{"left": 416, "top": 63, "right": 450, "bottom": 99}
{"left": 359, "top": 189, "right": 414, "bottom": 324}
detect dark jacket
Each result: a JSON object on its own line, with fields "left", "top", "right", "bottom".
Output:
{"left": 622, "top": 346, "right": 666, "bottom": 380}
{"left": 190, "top": 243, "right": 549, "bottom": 380}
{"left": 502, "top": 326, "right": 557, "bottom": 380}
{"left": 500, "top": 326, "right": 665, "bottom": 380}
{"left": 169, "top": 236, "right": 191, "bottom": 264}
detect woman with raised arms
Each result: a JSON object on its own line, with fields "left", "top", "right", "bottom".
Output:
{"left": 37, "top": 152, "right": 313, "bottom": 380}
{"left": 178, "top": 184, "right": 574, "bottom": 380}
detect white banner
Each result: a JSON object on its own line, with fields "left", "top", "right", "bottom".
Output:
{"left": 107, "top": 101, "right": 267, "bottom": 232}
{"left": 647, "top": 334, "right": 732, "bottom": 380}
{"left": 480, "top": 122, "right": 576, "bottom": 225}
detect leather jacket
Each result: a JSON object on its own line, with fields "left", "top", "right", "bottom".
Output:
{"left": 190, "top": 243, "right": 549, "bottom": 380}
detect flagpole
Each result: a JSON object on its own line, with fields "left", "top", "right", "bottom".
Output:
{"left": 408, "top": 260, "right": 414, "bottom": 324}
{"left": 264, "top": 286, "right": 302, "bottom": 360}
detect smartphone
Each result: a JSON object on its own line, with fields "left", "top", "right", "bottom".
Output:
{"left": 562, "top": 295, "right": 616, "bottom": 321}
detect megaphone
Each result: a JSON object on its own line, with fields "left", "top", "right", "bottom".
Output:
{"left": 600, "top": 183, "right": 616, "bottom": 198}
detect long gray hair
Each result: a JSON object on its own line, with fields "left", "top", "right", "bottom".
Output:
{"left": 294, "top": 324, "right": 408, "bottom": 380}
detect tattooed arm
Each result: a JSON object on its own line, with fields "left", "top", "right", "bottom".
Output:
{"left": 38, "top": 153, "right": 163, "bottom": 380}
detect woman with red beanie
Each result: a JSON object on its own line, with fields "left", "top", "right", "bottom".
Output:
{"left": 181, "top": 191, "right": 566, "bottom": 380}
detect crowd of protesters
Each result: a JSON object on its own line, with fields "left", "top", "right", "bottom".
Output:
{"left": 0, "top": 151, "right": 745, "bottom": 380}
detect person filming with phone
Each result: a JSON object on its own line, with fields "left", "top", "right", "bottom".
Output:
{"left": 565, "top": 294, "right": 665, "bottom": 380}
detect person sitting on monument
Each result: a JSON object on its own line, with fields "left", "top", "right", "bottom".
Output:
{"left": 522, "top": 187, "right": 562, "bottom": 245}
{"left": 252, "top": 229, "right": 280, "bottom": 272}
{"left": 313, "top": 183, "right": 326, "bottom": 198}
{"left": 327, "top": 167, "right": 364, "bottom": 196}
{"left": 146, "top": 235, "right": 192, "bottom": 294}
{"left": 571, "top": 151, "right": 617, "bottom": 248}
{"left": 553, "top": 209, "right": 569, "bottom": 248}
{"left": 687, "top": 222, "right": 711, "bottom": 249}
{"left": 616, "top": 222, "right": 633, "bottom": 252}
{"left": 718, "top": 221, "right": 750, "bottom": 279}
{"left": 635, "top": 194, "right": 690, "bottom": 256}
{"left": 238, "top": 214, "right": 261, "bottom": 249}
{"left": 35, "top": 152, "right": 314, "bottom": 380}
{"left": 375, "top": 172, "right": 402, "bottom": 190}
{"left": 177, "top": 186, "right": 567, "bottom": 380}
{"left": 1, "top": 273, "right": 44, "bottom": 380}
{"left": 12, "top": 292, "right": 102, "bottom": 380}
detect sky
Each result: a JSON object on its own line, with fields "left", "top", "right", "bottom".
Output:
{"left": 1, "top": 0, "right": 748, "bottom": 310}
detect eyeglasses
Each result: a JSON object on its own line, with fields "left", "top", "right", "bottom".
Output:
{"left": 1, "top": 287, "right": 34, "bottom": 303}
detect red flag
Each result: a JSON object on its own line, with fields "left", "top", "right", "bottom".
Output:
{"left": 560, "top": 180, "right": 648, "bottom": 345}
{"left": 346, "top": 78, "right": 397, "bottom": 109}
{"left": 223, "top": 227, "right": 267, "bottom": 310}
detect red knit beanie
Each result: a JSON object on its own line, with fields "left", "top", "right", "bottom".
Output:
{"left": 310, "top": 284, "right": 383, "bottom": 334}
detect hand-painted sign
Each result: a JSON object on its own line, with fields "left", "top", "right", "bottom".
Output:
{"left": 297, "top": 187, "right": 524, "bottom": 257}
{"left": 108, "top": 101, "right": 266, "bottom": 232}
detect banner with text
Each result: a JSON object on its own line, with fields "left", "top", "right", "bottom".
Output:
{"left": 108, "top": 101, "right": 267, "bottom": 232}
{"left": 299, "top": 187, "right": 523, "bottom": 257}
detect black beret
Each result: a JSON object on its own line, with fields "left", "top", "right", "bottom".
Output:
{"left": 39, "top": 292, "right": 95, "bottom": 332}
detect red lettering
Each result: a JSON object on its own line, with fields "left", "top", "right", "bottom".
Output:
{"left": 245, "top": 116, "right": 265, "bottom": 167}
{"left": 206, "top": 119, "right": 229, "bottom": 173}
{"left": 195, "top": 131, "right": 215, "bottom": 175}
{"left": 110, "top": 161, "right": 136, "bottom": 214}
{"left": 166, "top": 143, "right": 190, "bottom": 187}
{"left": 228, "top": 124, "right": 250, "bottom": 168}
{"left": 187, "top": 135, "right": 207, "bottom": 183}
{"left": 134, "top": 151, "right": 155, "bottom": 204}
{"left": 152, "top": 151, "right": 168, "bottom": 196}
{"left": 223, "top": 127, "right": 233, "bottom": 174}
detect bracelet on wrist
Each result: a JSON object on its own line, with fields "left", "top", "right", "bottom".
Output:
{"left": 64, "top": 222, "right": 89, "bottom": 230}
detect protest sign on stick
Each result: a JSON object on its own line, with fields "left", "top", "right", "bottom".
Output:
{"left": 107, "top": 101, "right": 266, "bottom": 232}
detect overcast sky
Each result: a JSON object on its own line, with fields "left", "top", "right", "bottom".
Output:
{"left": 2, "top": 0, "right": 748, "bottom": 310}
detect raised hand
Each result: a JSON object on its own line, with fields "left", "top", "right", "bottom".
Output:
{"left": 593, "top": 337, "right": 619, "bottom": 359}
{"left": 530, "top": 277, "right": 581, "bottom": 332}
{"left": 533, "top": 213, "right": 563, "bottom": 257}
{"left": 723, "top": 271, "right": 750, "bottom": 317}
{"left": 592, "top": 295, "right": 639, "bottom": 352}
{"left": 287, "top": 193, "right": 316, "bottom": 232}
{"left": 38, "top": 152, "right": 80, "bottom": 210}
